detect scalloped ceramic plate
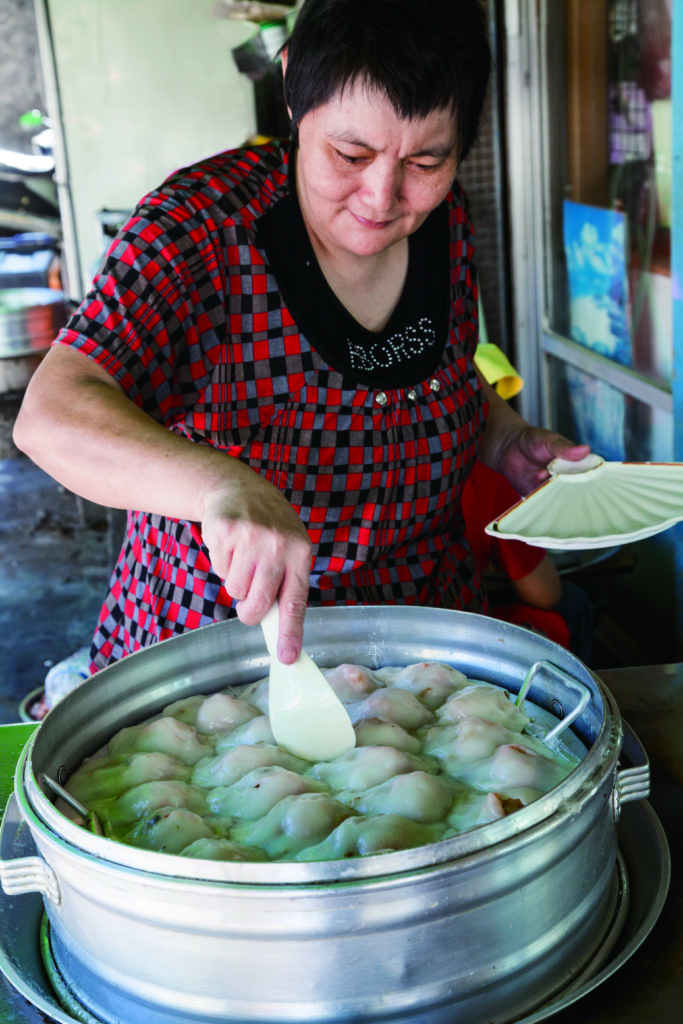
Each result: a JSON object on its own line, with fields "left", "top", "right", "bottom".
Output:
{"left": 484, "top": 454, "right": 683, "bottom": 550}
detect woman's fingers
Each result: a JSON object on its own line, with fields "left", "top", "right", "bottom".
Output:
{"left": 200, "top": 478, "right": 312, "bottom": 660}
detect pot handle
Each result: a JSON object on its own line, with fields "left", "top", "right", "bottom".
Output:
{"left": 0, "top": 793, "right": 60, "bottom": 904}
{"left": 515, "top": 660, "right": 591, "bottom": 742}
{"left": 614, "top": 724, "right": 650, "bottom": 819}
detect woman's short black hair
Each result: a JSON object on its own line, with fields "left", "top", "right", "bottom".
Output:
{"left": 283, "top": 0, "right": 492, "bottom": 162}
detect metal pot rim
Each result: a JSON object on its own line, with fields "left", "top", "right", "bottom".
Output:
{"left": 21, "top": 607, "right": 624, "bottom": 884}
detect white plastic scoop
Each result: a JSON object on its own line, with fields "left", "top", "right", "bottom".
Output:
{"left": 260, "top": 602, "right": 356, "bottom": 762}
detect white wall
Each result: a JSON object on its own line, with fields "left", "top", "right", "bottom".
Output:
{"left": 44, "top": 0, "right": 256, "bottom": 293}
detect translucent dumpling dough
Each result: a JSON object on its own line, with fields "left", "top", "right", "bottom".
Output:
{"left": 214, "top": 715, "right": 276, "bottom": 752}
{"left": 295, "top": 814, "right": 446, "bottom": 861}
{"left": 98, "top": 780, "right": 209, "bottom": 832}
{"left": 236, "top": 676, "right": 270, "bottom": 714}
{"left": 437, "top": 683, "right": 529, "bottom": 731}
{"left": 323, "top": 663, "right": 380, "bottom": 702}
{"left": 346, "top": 771, "right": 457, "bottom": 823}
{"left": 124, "top": 808, "right": 215, "bottom": 854}
{"left": 206, "top": 767, "right": 323, "bottom": 821}
{"left": 108, "top": 717, "right": 213, "bottom": 766}
{"left": 231, "top": 793, "right": 354, "bottom": 859}
{"left": 485, "top": 743, "right": 572, "bottom": 793}
{"left": 161, "top": 693, "right": 261, "bottom": 734}
{"left": 422, "top": 718, "right": 522, "bottom": 763}
{"left": 346, "top": 688, "right": 434, "bottom": 730}
{"left": 308, "top": 746, "right": 433, "bottom": 792}
{"left": 179, "top": 837, "right": 265, "bottom": 862}
{"left": 67, "top": 752, "right": 190, "bottom": 805}
{"left": 377, "top": 662, "right": 469, "bottom": 710}
{"left": 191, "top": 743, "right": 308, "bottom": 789}
{"left": 447, "top": 788, "right": 528, "bottom": 833}
{"left": 354, "top": 717, "right": 421, "bottom": 754}
{"left": 195, "top": 693, "right": 261, "bottom": 734}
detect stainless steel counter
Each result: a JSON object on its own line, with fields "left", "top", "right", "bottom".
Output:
{"left": 1, "top": 664, "right": 680, "bottom": 1024}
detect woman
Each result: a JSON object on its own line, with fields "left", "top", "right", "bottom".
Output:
{"left": 13, "top": 0, "right": 588, "bottom": 671}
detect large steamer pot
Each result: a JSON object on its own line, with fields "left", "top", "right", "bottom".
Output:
{"left": 1, "top": 608, "right": 649, "bottom": 1024}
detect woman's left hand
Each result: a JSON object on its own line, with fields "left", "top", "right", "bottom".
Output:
{"left": 476, "top": 376, "right": 590, "bottom": 496}
{"left": 496, "top": 425, "right": 591, "bottom": 496}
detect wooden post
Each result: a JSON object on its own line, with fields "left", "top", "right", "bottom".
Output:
{"left": 565, "top": 0, "right": 609, "bottom": 206}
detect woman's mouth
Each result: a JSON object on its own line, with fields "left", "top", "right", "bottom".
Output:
{"left": 351, "top": 211, "right": 396, "bottom": 230}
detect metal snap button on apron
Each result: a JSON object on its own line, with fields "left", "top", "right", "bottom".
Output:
{"left": 375, "top": 391, "right": 388, "bottom": 406}
{"left": 429, "top": 378, "right": 441, "bottom": 392}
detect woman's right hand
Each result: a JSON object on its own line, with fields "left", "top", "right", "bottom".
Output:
{"left": 200, "top": 470, "right": 313, "bottom": 665}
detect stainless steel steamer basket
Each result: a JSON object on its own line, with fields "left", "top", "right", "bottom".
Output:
{"left": 2, "top": 608, "right": 650, "bottom": 1024}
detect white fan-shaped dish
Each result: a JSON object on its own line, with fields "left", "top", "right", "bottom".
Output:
{"left": 484, "top": 453, "right": 683, "bottom": 550}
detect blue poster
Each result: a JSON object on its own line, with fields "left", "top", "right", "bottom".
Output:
{"left": 563, "top": 200, "right": 632, "bottom": 367}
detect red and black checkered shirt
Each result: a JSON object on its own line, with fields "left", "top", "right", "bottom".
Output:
{"left": 54, "top": 141, "right": 489, "bottom": 670}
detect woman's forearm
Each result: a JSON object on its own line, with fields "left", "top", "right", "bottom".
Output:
{"left": 476, "top": 374, "right": 528, "bottom": 473}
{"left": 13, "top": 345, "right": 252, "bottom": 521}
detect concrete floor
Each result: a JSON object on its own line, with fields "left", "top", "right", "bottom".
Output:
{"left": 0, "top": 454, "right": 123, "bottom": 724}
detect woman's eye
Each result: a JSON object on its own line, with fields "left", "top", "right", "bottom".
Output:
{"left": 409, "top": 161, "right": 439, "bottom": 172}
{"left": 336, "top": 150, "right": 364, "bottom": 165}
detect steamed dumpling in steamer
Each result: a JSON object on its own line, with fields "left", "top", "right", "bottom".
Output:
{"left": 308, "top": 746, "right": 434, "bottom": 792}
{"left": 205, "top": 767, "right": 324, "bottom": 822}
{"left": 377, "top": 662, "right": 469, "bottom": 710}
{"left": 179, "top": 837, "right": 265, "bottom": 862}
{"left": 483, "top": 743, "right": 573, "bottom": 793}
{"left": 161, "top": 693, "right": 260, "bottom": 734}
{"left": 108, "top": 716, "right": 213, "bottom": 766}
{"left": 422, "top": 718, "right": 522, "bottom": 764}
{"left": 195, "top": 692, "right": 261, "bottom": 734}
{"left": 323, "top": 663, "right": 381, "bottom": 701}
{"left": 161, "top": 695, "right": 205, "bottom": 727}
{"left": 346, "top": 688, "right": 434, "bottom": 730}
{"left": 230, "top": 793, "right": 354, "bottom": 859}
{"left": 96, "top": 780, "right": 209, "bottom": 832}
{"left": 67, "top": 751, "right": 190, "bottom": 804}
{"left": 295, "top": 813, "right": 446, "bottom": 861}
{"left": 344, "top": 771, "right": 457, "bottom": 823}
{"left": 447, "top": 788, "right": 530, "bottom": 833}
{"left": 125, "top": 808, "right": 215, "bottom": 854}
{"left": 354, "top": 717, "right": 422, "bottom": 754}
{"left": 214, "top": 715, "right": 276, "bottom": 751}
{"left": 236, "top": 676, "right": 270, "bottom": 714}
{"left": 437, "top": 683, "right": 529, "bottom": 731}
{"left": 192, "top": 743, "right": 308, "bottom": 789}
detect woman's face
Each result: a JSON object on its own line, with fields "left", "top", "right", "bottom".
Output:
{"left": 295, "top": 83, "right": 459, "bottom": 260}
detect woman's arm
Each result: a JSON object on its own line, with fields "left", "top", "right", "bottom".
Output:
{"left": 510, "top": 554, "right": 562, "bottom": 609}
{"left": 13, "top": 345, "right": 312, "bottom": 663}
{"left": 476, "top": 374, "right": 590, "bottom": 495}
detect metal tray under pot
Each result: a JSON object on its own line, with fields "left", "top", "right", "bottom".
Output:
{"left": 0, "top": 608, "right": 650, "bottom": 1024}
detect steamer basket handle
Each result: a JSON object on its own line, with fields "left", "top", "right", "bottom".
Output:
{"left": 0, "top": 793, "right": 60, "bottom": 904}
{"left": 614, "top": 723, "right": 651, "bottom": 817}
{"left": 515, "top": 660, "right": 591, "bottom": 742}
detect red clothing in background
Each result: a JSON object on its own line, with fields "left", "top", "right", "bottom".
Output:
{"left": 462, "top": 460, "right": 571, "bottom": 648}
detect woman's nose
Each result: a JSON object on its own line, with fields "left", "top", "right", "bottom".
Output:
{"left": 361, "top": 160, "right": 403, "bottom": 212}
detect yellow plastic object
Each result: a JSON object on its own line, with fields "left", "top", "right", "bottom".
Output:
{"left": 474, "top": 342, "right": 524, "bottom": 400}
{"left": 260, "top": 603, "right": 356, "bottom": 761}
